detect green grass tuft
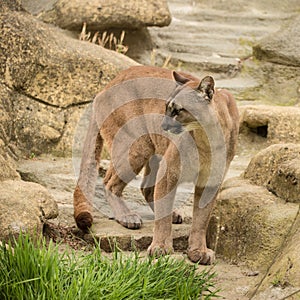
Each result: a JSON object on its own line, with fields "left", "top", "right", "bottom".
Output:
{"left": 0, "top": 234, "right": 219, "bottom": 299}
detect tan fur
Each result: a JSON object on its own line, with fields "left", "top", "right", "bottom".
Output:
{"left": 73, "top": 65, "right": 239, "bottom": 264}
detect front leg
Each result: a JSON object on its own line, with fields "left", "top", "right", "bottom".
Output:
{"left": 188, "top": 186, "right": 217, "bottom": 265}
{"left": 147, "top": 163, "right": 178, "bottom": 256}
{"left": 148, "top": 215, "right": 173, "bottom": 256}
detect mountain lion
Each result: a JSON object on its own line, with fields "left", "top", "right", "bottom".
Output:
{"left": 73, "top": 65, "right": 239, "bottom": 264}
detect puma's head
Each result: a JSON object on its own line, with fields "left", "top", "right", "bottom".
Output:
{"left": 162, "top": 71, "right": 215, "bottom": 134}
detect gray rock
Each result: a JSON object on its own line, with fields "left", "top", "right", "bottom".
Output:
{"left": 22, "top": 0, "right": 171, "bottom": 31}
{"left": 253, "top": 16, "right": 300, "bottom": 67}
{"left": 0, "top": 180, "right": 58, "bottom": 241}
{"left": 243, "top": 143, "right": 300, "bottom": 203}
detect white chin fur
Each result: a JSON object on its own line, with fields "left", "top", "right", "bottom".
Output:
{"left": 184, "top": 122, "right": 201, "bottom": 131}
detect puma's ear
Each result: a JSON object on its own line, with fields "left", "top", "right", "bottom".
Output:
{"left": 198, "top": 76, "right": 215, "bottom": 101}
{"left": 172, "top": 71, "right": 190, "bottom": 85}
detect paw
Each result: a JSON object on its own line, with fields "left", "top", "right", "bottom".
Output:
{"left": 116, "top": 213, "right": 143, "bottom": 229}
{"left": 172, "top": 209, "right": 183, "bottom": 224}
{"left": 75, "top": 211, "right": 93, "bottom": 232}
{"left": 187, "top": 248, "right": 215, "bottom": 265}
{"left": 147, "top": 243, "right": 174, "bottom": 257}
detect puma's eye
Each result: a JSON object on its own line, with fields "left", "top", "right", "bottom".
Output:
{"left": 171, "top": 108, "right": 184, "bottom": 117}
{"left": 170, "top": 108, "right": 181, "bottom": 117}
{"left": 174, "top": 108, "right": 184, "bottom": 115}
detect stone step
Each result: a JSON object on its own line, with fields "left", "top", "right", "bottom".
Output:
{"left": 148, "top": 0, "right": 288, "bottom": 82}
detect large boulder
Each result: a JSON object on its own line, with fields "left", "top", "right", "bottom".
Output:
{"left": 207, "top": 177, "right": 298, "bottom": 271}
{"left": 244, "top": 144, "right": 300, "bottom": 203}
{"left": 248, "top": 15, "right": 300, "bottom": 106}
{"left": 0, "top": 2, "right": 137, "bottom": 156}
{"left": 0, "top": 129, "right": 58, "bottom": 241}
{"left": 0, "top": 130, "right": 59, "bottom": 242}
{"left": 239, "top": 106, "right": 300, "bottom": 144}
{"left": 253, "top": 16, "right": 300, "bottom": 67}
{"left": 205, "top": 143, "right": 300, "bottom": 271}
{"left": 0, "top": 9, "right": 136, "bottom": 108}
{"left": 22, "top": 0, "right": 171, "bottom": 31}
{"left": 0, "top": 84, "right": 66, "bottom": 156}
{"left": 0, "top": 180, "right": 59, "bottom": 241}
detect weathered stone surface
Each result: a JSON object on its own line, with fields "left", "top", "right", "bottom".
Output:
{"left": 253, "top": 16, "right": 300, "bottom": 67}
{"left": 0, "top": 154, "right": 20, "bottom": 181}
{"left": 244, "top": 144, "right": 300, "bottom": 203}
{"left": 0, "top": 84, "right": 64, "bottom": 156}
{"left": 22, "top": 0, "right": 171, "bottom": 31}
{"left": 94, "top": 221, "right": 190, "bottom": 252}
{"left": 194, "top": 0, "right": 300, "bottom": 12}
{"left": 0, "top": 180, "right": 59, "bottom": 241}
{"left": 269, "top": 158, "right": 300, "bottom": 203}
{"left": 0, "top": 10, "right": 136, "bottom": 108}
{"left": 0, "top": 0, "right": 23, "bottom": 12}
{"left": 239, "top": 106, "right": 300, "bottom": 144}
{"left": 210, "top": 177, "right": 299, "bottom": 270}
{"left": 54, "top": 103, "right": 89, "bottom": 156}
{"left": 250, "top": 14, "right": 300, "bottom": 106}
{"left": 0, "top": 6, "right": 137, "bottom": 155}
{"left": 255, "top": 206, "right": 300, "bottom": 292}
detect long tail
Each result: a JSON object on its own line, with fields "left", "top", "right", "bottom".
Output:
{"left": 73, "top": 110, "right": 103, "bottom": 231}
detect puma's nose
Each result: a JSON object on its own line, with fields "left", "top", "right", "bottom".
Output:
{"left": 161, "top": 116, "right": 183, "bottom": 134}
{"left": 161, "top": 116, "right": 170, "bottom": 131}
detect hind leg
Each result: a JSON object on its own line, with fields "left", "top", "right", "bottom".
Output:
{"left": 104, "top": 166, "right": 144, "bottom": 229}
{"left": 104, "top": 140, "right": 154, "bottom": 229}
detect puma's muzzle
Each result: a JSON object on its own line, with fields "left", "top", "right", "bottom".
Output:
{"left": 161, "top": 116, "right": 183, "bottom": 134}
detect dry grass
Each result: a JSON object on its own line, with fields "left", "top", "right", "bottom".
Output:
{"left": 79, "top": 23, "right": 128, "bottom": 55}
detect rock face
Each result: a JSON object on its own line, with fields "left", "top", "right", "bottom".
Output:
{"left": 0, "top": 8, "right": 136, "bottom": 108}
{"left": 253, "top": 16, "right": 300, "bottom": 67}
{"left": 244, "top": 144, "right": 300, "bottom": 203}
{"left": 0, "top": 154, "right": 20, "bottom": 181}
{"left": 0, "top": 0, "right": 23, "bottom": 12}
{"left": 22, "top": 0, "right": 171, "bottom": 31}
{"left": 0, "top": 1, "right": 137, "bottom": 156}
{"left": 256, "top": 208, "right": 300, "bottom": 292}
